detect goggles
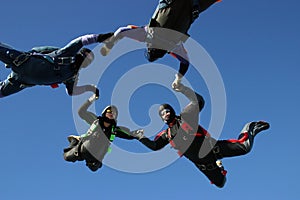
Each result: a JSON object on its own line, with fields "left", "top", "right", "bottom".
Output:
{"left": 160, "top": 109, "right": 170, "bottom": 116}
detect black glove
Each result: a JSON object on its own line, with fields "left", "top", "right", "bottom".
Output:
{"left": 97, "top": 32, "right": 114, "bottom": 43}
{"left": 95, "top": 88, "right": 100, "bottom": 99}
{"left": 192, "top": 5, "right": 200, "bottom": 23}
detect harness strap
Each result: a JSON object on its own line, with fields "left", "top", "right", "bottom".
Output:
{"left": 12, "top": 53, "right": 31, "bottom": 67}
{"left": 53, "top": 56, "right": 76, "bottom": 65}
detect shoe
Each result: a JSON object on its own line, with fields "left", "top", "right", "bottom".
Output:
{"left": 253, "top": 121, "right": 270, "bottom": 137}
{"left": 67, "top": 135, "right": 80, "bottom": 143}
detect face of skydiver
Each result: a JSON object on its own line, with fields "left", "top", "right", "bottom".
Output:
{"left": 105, "top": 108, "right": 117, "bottom": 120}
{"left": 145, "top": 48, "right": 167, "bottom": 62}
{"left": 158, "top": 104, "right": 176, "bottom": 124}
{"left": 101, "top": 105, "right": 118, "bottom": 124}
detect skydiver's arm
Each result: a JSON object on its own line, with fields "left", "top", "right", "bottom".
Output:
{"left": 130, "top": 129, "right": 169, "bottom": 150}
{"left": 78, "top": 95, "right": 98, "bottom": 125}
{"left": 139, "top": 135, "right": 169, "bottom": 151}
{"left": 170, "top": 43, "right": 189, "bottom": 77}
{"left": 57, "top": 33, "right": 113, "bottom": 56}
{"left": 115, "top": 126, "right": 137, "bottom": 140}
{"left": 178, "top": 84, "right": 205, "bottom": 119}
{"left": 106, "top": 26, "right": 147, "bottom": 48}
{"left": 114, "top": 26, "right": 147, "bottom": 43}
{"left": 63, "top": 77, "right": 98, "bottom": 96}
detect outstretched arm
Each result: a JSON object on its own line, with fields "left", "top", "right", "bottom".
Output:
{"left": 101, "top": 25, "right": 147, "bottom": 56}
{"left": 115, "top": 126, "right": 140, "bottom": 140}
{"left": 173, "top": 83, "right": 205, "bottom": 121}
{"left": 130, "top": 130, "right": 169, "bottom": 151}
{"left": 63, "top": 76, "right": 99, "bottom": 97}
{"left": 57, "top": 33, "right": 113, "bottom": 56}
{"left": 78, "top": 94, "right": 99, "bottom": 125}
{"left": 170, "top": 44, "right": 189, "bottom": 89}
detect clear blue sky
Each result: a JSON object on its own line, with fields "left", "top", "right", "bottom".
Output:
{"left": 0, "top": 0, "right": 299, "bottom": 199}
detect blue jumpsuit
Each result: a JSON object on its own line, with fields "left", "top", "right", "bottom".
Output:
{"left": 0, "top": 34, "right": 101, "bottom": 98}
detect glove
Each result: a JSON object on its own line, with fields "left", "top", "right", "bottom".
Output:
{"left": 95, "top": 88, "right": 100, "bottom": 99}
{"left": 97, "top": 32, "right": 114, "bottom": 43}
{"left": 191, "top": 5, "right": 200, "bottom": 23}
{"left": 88, "top": 93, "right": 98, "bottom": 103}
{"left": 172, "top": 82, "right": 185, "bottom": 92}
{"left": 130, "top": 129, "right": 144, "bottom": 140}
{"left": 172, "top": 74, "right": 183, "bottom": 91}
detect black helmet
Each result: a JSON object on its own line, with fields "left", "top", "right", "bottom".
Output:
{"left": 145, "top": 48, "right": 167, "bottom": 62}
{"left": 158, "top": 104, "right": 176, "bottom": 124}
{"left": 79, "top": 48, "right": 95, "bottom": 68}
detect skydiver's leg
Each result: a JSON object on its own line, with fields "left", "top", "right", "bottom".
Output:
{"left": 0, "top": 43, "right": 24, "bottom": 66}
{"left": 198, "top": 0, "right": 221, "bottom": 13}
{"left": 194, "top": 153, "right": 226, "bottom": 188}
{"left": 63, "top": 137, "right": 84, "bottom": 162}
{"left": 214, "top": 121, "right": 270, "bottom": 159}
{"left": 154, "top": 0, "right": 192, "bottom": 34}
{"left": 0, "top": 72, "right": 27, "bottom": 98}
{"left": 81, "top": 145, "right": 102, "bottom": 172}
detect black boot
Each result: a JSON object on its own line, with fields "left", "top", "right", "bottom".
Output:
{"left": 252, "top": 121, "right": 270, "bottom": 137}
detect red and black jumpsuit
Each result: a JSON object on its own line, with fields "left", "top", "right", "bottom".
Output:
{"left": 138, "top": 85, "right": 268, "bottom": 188}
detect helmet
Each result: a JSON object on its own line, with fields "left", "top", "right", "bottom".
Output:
{"left": 158, "top": 104, "right": 176, "bottom": 124}
{"left": 101, "top": 105, "right": 118, "bottom": 120}
{"left": 145, "top": 48, "right": 167, "bottom": 62}
{"left": 79, "top": 48, "right": 95, "bottom": 68}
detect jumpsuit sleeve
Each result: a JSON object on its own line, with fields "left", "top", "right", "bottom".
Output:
{"left": 139, "top": 131, "right": 169, "bottom": 151}
{"left": 63, "top": 75, "right": 98, "bottom": 96}
{"left": 56, "top": 34, "right": 99, "bottom": 56}
{"left": 180, "top": 85, "right": 205, "bottom": 124}
{"left": 78, "top": 98, "right": 98, "bottom": 125}
{"left": 115, "top": 126, "right": 136, "bottom": 140}
{"left": 30, "top": 46, "right": 59, "bottom": 54}
{"left": 169, "top": 43, "right": 189, "bottom": 77}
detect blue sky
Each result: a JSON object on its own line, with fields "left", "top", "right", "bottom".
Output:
{"left": 0, "top": 0, "right": 299, "bottom": 199}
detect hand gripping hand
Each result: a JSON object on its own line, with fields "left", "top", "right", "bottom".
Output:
{"left": 130, "top": 129, "right": 144, "bottom": 140}
{"left": 172, "top": 74, "right": 183, "bottom": 91}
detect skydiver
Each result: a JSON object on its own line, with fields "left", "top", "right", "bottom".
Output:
{"left": 100, "top": 25, "right": 189, "bottom": 90}
{"left": 63, "top": 93, "right": 141, "bottom": 172}
{"left": 0, "top": 32, "right": 113, "bottom": 98}
{"left": 100, "top": 0, "right": 221, "bottom": 89}
{"left": 130, "top": 82, "right": 270, "bottom": 188}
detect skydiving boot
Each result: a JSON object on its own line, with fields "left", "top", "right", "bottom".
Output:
{"left": 239, "top": 121, "right": 270, "bottom": 152}
{"left": 242, "top": 121, "right": 270, "bottom": 138}
{"left": 252, "top": 121, "right": 270, "bottom": 137}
